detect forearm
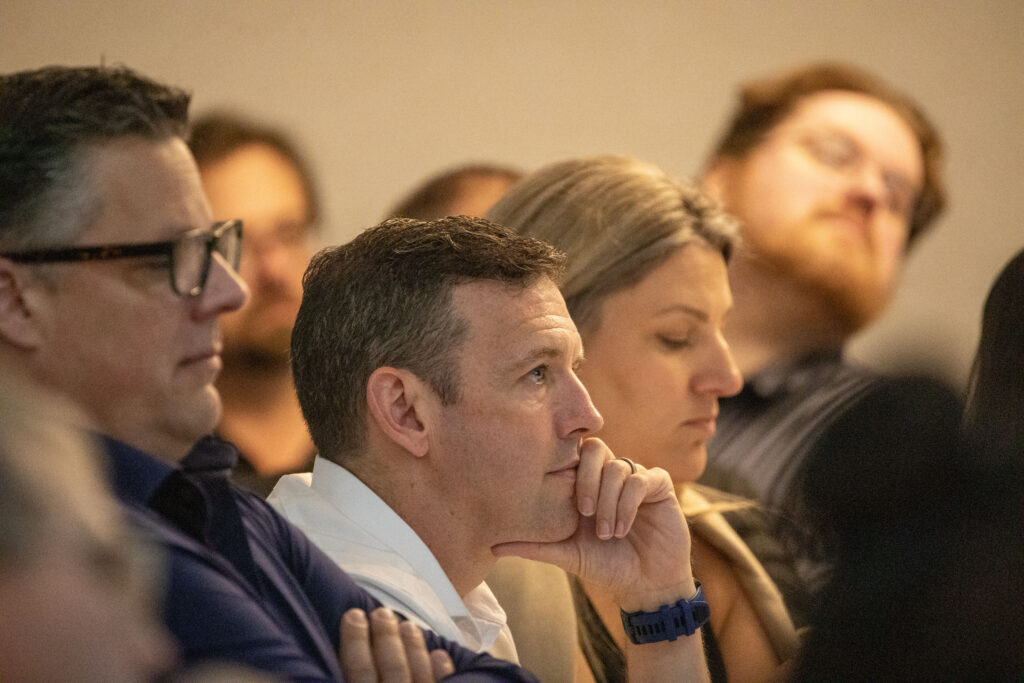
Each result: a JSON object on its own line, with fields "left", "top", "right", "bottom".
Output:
{"left": 619, "top": 578, "right": 710, "bottom": 683}
{"left": 624, "top": 634, "right": 710, "bottom": 683}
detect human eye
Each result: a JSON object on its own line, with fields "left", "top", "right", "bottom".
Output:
{"left": 804, "top": 132, "right": 858, "bottom": 170}
{"left": 526, "top": 365, "right": 548, "bottom": 384}
{"left": 657, "top": 333, "right": 693, "bottom": 351}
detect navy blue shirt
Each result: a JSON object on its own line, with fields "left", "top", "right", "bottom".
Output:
{"left": 105, "top": 435, "right": 537, "bottom": 682}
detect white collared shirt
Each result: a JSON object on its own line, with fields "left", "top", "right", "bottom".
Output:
{"left": 268, "top": 456, "right": 518, "bottom": 662}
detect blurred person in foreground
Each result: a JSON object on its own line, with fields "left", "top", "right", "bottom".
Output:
{"left": 791, "top": 375, "right": 1023, "bottom": 681}
{"left": 697, "top": 62, "right": 947, "bottom": 622}
{"left": 488, "top": 156, "right": 799, "bottom": 683}
{"left": 0, "top": 377, "right": 176, "bottom": 682}
{"left": 271, "top": 216, "right": 714, "bottom": 682}
{"left": 963, "top": 245, "right": 1024, "bottom": 459}
{"left": 189, "top": 113, "right": 318, "bottom": 496}
{"left": 0, "top": 63, "right": 541, "bottom": 682}
{"left": 387, "top": 163, "right": 522, "bottom": 220}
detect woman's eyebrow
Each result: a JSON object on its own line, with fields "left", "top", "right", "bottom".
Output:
{"left": 653, "top": 304, "right": 708, "bottom": 322}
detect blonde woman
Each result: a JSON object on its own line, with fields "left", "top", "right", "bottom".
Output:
{"left": 487, "top": 156, "right": 799, "bottom": 682}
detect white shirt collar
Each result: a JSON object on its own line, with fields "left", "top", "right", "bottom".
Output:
{"left": 269, "top": 456, "right": 512, "bottom": 657}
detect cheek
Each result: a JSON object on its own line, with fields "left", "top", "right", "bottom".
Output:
{"left": 286, "top": 252, "right": 312, "bottom": 283}
{"left": 874, "top": 220, "right": 909, "bottom": 286}
{"left": 114, "top": 313, "right": 177, "bottom": 382}
{"left": 584, "top": 359, "right": 676, "bottom": 451}
{"left": 50, "top": 307, "right": 145, "bottom": 390}
{"left": 441, "top": 406, "right": 523, "bottom": 479}
{"left": 736, "top": 159, "right": 829, "bottom": 239}
{"left": 235, "top": 255, "right": 260, "bottom": 284}
{"left": 578, "top": 362, "right": 633, "bottom": 433}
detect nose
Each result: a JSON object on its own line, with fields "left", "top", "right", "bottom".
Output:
{"left": 560, "top": 371, "right": 604, "bottom": 439}
{"left": 693, "top": 333, "right": 743, "bottom": 398}
{"left": 192, "top": 252, "right": 249, "bottom": 318}
{"left": 845, "top": 162, "right": 887, "bottom": 218}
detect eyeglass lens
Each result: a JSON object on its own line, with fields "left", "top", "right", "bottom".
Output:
{"left": 172, "top": 222, "right": 242, "bottom": 296}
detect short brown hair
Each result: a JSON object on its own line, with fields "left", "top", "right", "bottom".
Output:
{"left": 188, "top": 112, "right": 320, "bottom": 226}
{"left": 706, "top": 62, "right": 946, "bottom": 244}
{"left": 291, "top": 216, "right": 565, "bottom": 461}
{"left": 387, "top": 163, "right": 523, "bottom": 220}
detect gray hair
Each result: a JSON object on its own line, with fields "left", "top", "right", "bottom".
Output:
{"left": 0, "top": 65, "right": 190, "bottom": 252}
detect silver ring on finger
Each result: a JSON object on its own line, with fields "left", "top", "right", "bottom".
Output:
{"left": 620, "top": 457, "right": 637, "bottom": 475}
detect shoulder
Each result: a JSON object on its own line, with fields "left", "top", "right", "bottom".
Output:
{"left": 690, "top": 528, "right": 758, "bottom": 674}
{"left": 690, "top": 531, "right": 741, "bottom": 617}
{"left": 121, "top": 500, "right": 339, "bottom": 679}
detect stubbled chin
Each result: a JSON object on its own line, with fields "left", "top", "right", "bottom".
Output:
{"left": 553, "top": 513, "right": 582, "bottom": 543}
{"left": 534, "top": 499, "right": 581, "bottom": 544}
{"left": 816, "top": 272, "right": 890, "bottom": 333}
{"left": 770, "top": 237, "right": 891, "bottom": 334}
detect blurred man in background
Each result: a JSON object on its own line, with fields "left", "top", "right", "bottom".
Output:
{"left": 189, "top": 114, "right": 318, "bottom": 495}
{"left": 388, "top": 163, "right": 522, "bottom": 220}
{"left": 698, "top": 61, "right": 947, "bottom": 623}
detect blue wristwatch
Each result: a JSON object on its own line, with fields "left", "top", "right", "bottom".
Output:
{"left": 620, "top": 582, "right": 710, "bottom": 644}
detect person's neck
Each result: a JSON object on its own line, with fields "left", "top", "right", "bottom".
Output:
{"left": 352, "top": 453, "right": 494, "bottom": 598}
{"left": 216, "top": 361, "right": 313, "bottom": 475}
{"left": 410, "top": 509, "right": 495, "bottom": 598}
{"left": 726, "top": 257, "right": 849, "bottom": 377}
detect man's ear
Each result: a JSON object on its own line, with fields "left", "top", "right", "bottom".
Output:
{"left": 365, "top": 366, "right": 437, "bottom": 458}
{"left": 0, "top": 259, "right": 44, "bottom": 350}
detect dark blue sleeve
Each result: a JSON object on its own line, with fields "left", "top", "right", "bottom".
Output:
{"left": 163, "top": 545, "right": 340, "bottom": 681}
{"left": 250, "top": 496, "right": 540, "bottom": 682}
{"left": 421, "top": 629, "right": 542, "bottom": 682}
{"left": 128, "top": 504, "right": 341, "bottom": 682}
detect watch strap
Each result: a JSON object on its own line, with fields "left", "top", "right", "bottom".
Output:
{"left": 620, "top": 581, "right": 710, "bottom": 644}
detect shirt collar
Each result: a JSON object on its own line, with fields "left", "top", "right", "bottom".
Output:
{"left": 308, "top": 458, "right": 508, "bottom": 648}
{"left": 102, "top": 434, "right": 240, "bottom": 503}
{"left": 308, "top": 457, "right": 468, "bottom": 611}
{"left": 181, "top": 435, "right": 240, "bottom": 476}
{"left": 102, "top": 435, "right": 178, "bottom": 506}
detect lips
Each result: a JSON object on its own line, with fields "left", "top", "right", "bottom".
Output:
{"left": 547, "top": 459, "right": 580, "bottom": 476}
{"left": 683, "top": 415, "right": 717, "bottom": 437}
{"left": 821, "top": 211, "right": 871, "bottom": 240}
{"left": 181, "top": 344, "right": 222, "bottom": 367}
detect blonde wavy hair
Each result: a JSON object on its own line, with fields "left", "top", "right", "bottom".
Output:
{"left": 487, "top": 155, "right": 737, "bottom": 335}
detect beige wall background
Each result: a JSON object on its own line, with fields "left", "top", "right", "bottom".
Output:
{"left": 3, "top": 0, "right": 1021, "bottom": 388}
